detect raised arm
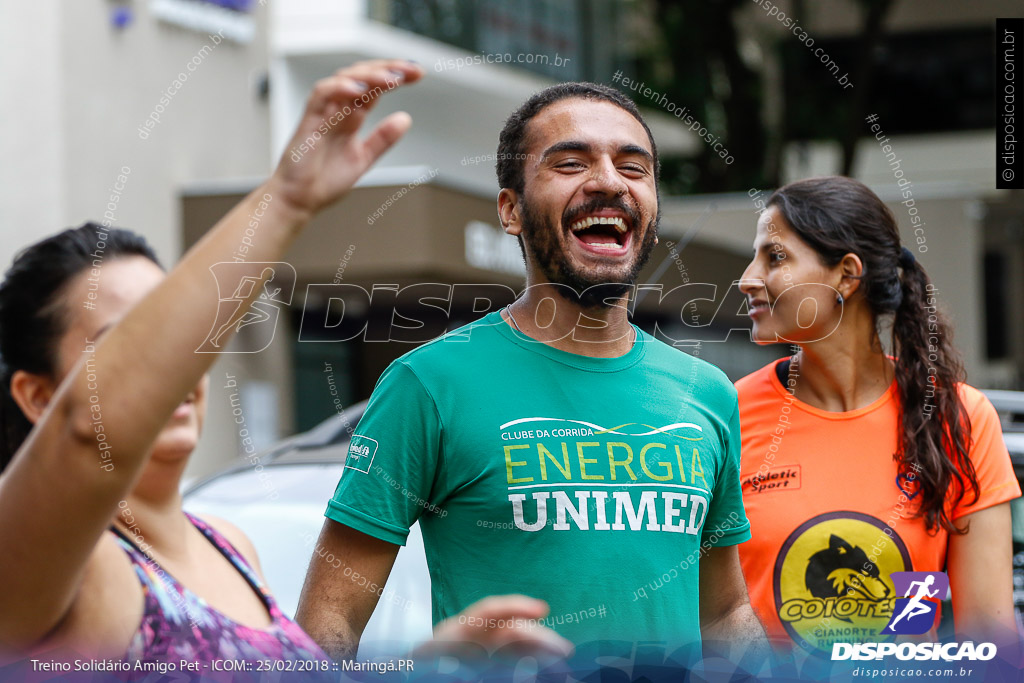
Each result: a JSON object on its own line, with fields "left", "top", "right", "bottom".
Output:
{"left": 0, "top": 59, "right": 423, "bottom": 647}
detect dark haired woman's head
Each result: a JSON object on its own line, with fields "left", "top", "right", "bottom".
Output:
{"left": 740, "top": 176, "right": 907, "bottom": 344}
{"left": 739, "top": 176, "right": 977, "bottom": 533}
{"left": 0, "top": 223, "right": 208, "bottom": 473}
{"left": 495, "top": 83, "right": 662, "bottom": 307}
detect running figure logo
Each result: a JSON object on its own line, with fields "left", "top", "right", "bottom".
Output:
{"left": 196, "top": 262, "right": 296, "bottom": 353}
{"left": 881, "top": 571, "right": 948, "bottom": 635}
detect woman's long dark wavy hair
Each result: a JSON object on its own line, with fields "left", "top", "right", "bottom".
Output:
{"left": 767, "top": 176, "right": 978, "bottom": 534}
{"left": 0, "top": 222, "right": 161, "bottom": 473}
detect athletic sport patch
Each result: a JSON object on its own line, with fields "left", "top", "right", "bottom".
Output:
{"left": 742, "top": 465, "right": 801, "bottom": 494}
{"left": 345, "top": 435, "right": 378, "bottom": 473}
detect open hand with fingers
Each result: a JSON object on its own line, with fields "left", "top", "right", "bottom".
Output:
{"left": 269, "top": 59, "right": 424, "bottom": 220}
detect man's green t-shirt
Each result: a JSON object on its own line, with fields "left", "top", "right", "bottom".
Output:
{"left": 325, "top": 311, "right": 750, "bottom": 645}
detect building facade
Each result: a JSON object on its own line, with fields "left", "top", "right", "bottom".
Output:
{"left": 1, "top": 0, "right": 1019, "bottom": 482}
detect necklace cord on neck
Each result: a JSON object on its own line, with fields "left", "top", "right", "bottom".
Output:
{"left": 503, "top": 305, "right": 636, "bottom": 346}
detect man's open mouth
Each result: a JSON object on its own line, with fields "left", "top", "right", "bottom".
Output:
{"left": 568, "top": 215, "right": 632, "bottom": 254}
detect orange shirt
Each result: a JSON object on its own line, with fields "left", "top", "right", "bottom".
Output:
{"left": 735, "top": 358, "right": 1020, "bottom": 656}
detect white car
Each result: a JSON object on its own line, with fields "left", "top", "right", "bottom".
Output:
{"left": 984, "top": 390, "right": 1024, "bottom": 631}
{"left": 183, "top": 401, "right": 434, "bottom": 658}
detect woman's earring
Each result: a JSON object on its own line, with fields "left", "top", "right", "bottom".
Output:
{"left": 836, "top": 293, "right": 844, "bottom": 305}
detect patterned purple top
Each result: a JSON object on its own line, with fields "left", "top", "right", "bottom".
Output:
{"left": 109, "top": 513, "right": 328, "bottom": 666}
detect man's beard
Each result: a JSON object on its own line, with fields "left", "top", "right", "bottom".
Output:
{"left": 519, "top": 195, "right": 658, "bottom": 308}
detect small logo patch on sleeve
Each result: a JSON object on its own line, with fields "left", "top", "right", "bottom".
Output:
{"left": 345, "top": 435, "right": 378, "bottom": 473}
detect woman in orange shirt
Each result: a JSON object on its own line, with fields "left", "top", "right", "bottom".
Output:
{"left": 735, "top": 176, "right": 1020, "bottom": 658}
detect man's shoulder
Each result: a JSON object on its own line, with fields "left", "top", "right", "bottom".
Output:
{"left": 638, "top": 333, "right": 736, "bottom": 399}
{"left": 392, "top": 313, "right": 506, "bottom": 376}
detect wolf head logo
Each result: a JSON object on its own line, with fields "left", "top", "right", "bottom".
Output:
{"left": 805, "top": 534, "right": 891, "bottom": 603}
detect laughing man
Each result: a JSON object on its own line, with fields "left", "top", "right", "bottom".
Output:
{"left": 297, "top": 81, "right": 767, "bottom": 664}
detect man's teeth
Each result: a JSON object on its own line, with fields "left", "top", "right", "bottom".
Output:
{"left": 569, "top": 216, "right": 628, "bottom": 233}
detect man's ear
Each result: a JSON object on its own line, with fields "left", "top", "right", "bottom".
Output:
{"left": 9, "top": 370, "right": 56, "bottom": 426}
{"left": 838, "top": 252, "right": 864, "bottom": 299}
{"left": 497, "top": 188, "right": 522, "bottom": 237}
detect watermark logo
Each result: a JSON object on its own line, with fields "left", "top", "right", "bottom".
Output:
{"left": 832, "top": 640, "right": 996, "bottom": 662}
{"left": 831, "top": 569, "right": 997, "bottom": 663}
{"left": 881, "top": 571, "right": 947, "bottom": 635}
{"left": 196, "top": 262, "right": 295, "bottom": 353}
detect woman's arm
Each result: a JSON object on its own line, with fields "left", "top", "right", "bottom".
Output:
{"left": 947, "top": 502, "right": 1018, "bottom": 648}
{"left": 0, "top": 59, "right": 423, "bottom": 646}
